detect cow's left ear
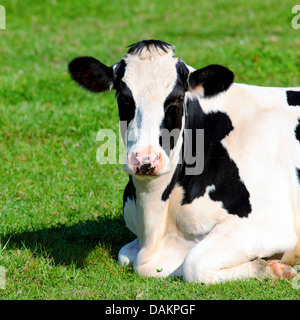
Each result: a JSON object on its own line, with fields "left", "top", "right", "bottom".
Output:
{"left": 68, "top": 56, "right": 114, "bottom": 93}
{"left": 188, "top": 64, "right": 234, "bottom": 97}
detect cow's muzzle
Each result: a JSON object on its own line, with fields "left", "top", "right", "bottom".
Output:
{"left": 129, "top": 147, "right": 163, "bottom": 175}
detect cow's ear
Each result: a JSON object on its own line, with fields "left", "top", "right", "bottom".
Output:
{"left": 188, "top": 64, "right": 234, "bottom": 97}
{"left": 68, "top": 57, "right": 114, "bottom": 93}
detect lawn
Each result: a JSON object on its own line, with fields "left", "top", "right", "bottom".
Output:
{"left": 0, "top": 0, "right": 300, "bottom": 300}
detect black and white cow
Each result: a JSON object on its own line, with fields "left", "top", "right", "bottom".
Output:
{"left": 69, "top": 40, "right": 300, "bottom": 283}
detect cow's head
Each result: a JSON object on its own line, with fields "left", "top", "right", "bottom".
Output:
{"left": 69, "top": 40, "right": 234, "bottom": 177}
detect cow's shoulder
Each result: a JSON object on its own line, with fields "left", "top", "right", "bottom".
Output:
{"left": 162, "top": 96, "right": 252, "bottom": 218}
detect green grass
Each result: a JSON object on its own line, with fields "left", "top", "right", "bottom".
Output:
{"left": 0, "top": 0, "right": 300, "bottom": 299}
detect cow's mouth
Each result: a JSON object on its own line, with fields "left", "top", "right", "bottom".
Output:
{"left": 135, "top": 163, "right": 158, "bottom": 175}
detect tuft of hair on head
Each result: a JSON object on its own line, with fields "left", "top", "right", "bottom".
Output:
{"left": 127, "top": 40, "right": 175, "bottom": 59}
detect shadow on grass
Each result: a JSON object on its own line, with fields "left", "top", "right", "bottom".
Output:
{"left": 1, "top": 214, "right": 135, "bottom": 268}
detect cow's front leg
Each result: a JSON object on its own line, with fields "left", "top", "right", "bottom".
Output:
{"left": 118, "top": 238, "right": 140, "bottom": 267}
{"left": 182, "top": 216, "right": 298, "bottom": 283}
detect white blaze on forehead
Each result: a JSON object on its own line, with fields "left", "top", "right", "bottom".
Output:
{"left": 123, "top": 47, "right": 179, "bottom": 148}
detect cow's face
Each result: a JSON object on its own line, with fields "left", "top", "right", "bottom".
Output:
{"left": 69, "top": 40, "right": 234, "bottom": 177}
{"left": 113, "top": 42, "right": 190, "bottom": 177}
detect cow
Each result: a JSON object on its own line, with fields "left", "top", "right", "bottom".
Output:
{"left": 68, "top": 40, "right": 300, "bottom": 283}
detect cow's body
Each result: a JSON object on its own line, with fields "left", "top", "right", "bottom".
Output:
{"left": 69, "top": 40, "right": 300, "bottom": 283}
{"left": 120, "top": 82, "right": 300, "bottom": 282}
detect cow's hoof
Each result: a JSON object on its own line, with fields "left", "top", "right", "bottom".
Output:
{"left": 264, "top": 259, "right": 297, "bottom": 280}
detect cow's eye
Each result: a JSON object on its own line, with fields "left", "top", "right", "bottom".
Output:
{"left": 167, "top": 97, "right": 184, "bottom": 111}
{"left": 176, "top": 96, "right": 184, "bottom": 104}
{"left": 170, "top": 96, "right": 184, "bottom": 107}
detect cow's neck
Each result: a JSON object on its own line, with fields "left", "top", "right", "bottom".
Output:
{"left": 131, "top": 144, "right": 182, "bottom": 265}
{"left": 131, "top": 167, "right": 173, "bottom": 263}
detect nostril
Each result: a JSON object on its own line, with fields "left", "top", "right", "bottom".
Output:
{"left": 129, "top": 153, "right": 140, "bottom": 165}
{"left": 153, "top": 153, "right": 160, "bottom": 161}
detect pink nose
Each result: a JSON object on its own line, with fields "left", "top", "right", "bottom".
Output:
{"left": 129, "top": 148, "right": 163, "bottom": 175}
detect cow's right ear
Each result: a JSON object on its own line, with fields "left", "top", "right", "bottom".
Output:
{"left": 68, "top": 57, "right": 114, "bottom": 93}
